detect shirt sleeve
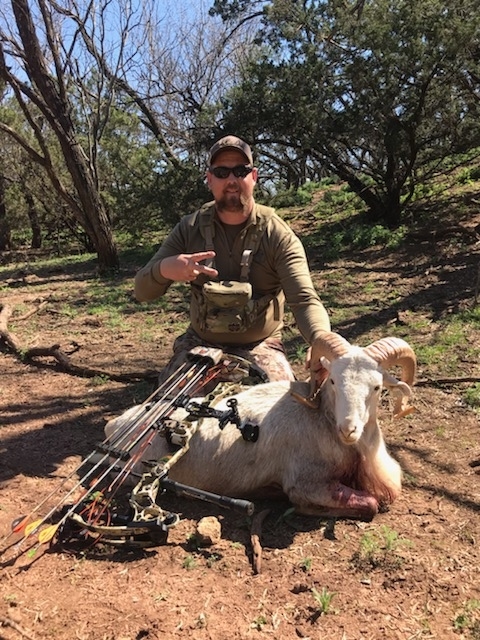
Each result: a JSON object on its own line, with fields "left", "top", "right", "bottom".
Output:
{"left": 267, "top": 218, "right": 331, "bottom": 344}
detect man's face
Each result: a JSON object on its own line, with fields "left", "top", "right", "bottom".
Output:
{"left": 206, "top": 149, "right": 258, "bottom": 214}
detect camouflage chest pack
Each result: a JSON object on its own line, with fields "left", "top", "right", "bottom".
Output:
{"left": 193, "top": 205, "right": 276, "bottom": 334}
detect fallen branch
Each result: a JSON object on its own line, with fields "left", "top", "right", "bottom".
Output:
{"left": 0, "top": 616, "right": 36, "bottom": 640}
{"left": 0, "top": 303, "right": 22, "bottom": 352}
{"left": 415, "top": 376, "right": 480, "bottom": 386}
{"left": 1, "top": 301, "right": 157, "bottom": 383}
{"left": 15, "top": 300, "right": 49, "bottom": 321}
{"left": 24, "top": 344, "right": 157, "bottom": 382}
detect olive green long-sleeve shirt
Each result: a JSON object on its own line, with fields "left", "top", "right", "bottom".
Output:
{"left": 135, "top": 202, "right": 330, "bottom": 346}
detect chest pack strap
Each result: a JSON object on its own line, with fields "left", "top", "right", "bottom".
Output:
{"left": 239, "top": 250, "right": 253, "bottom": 281}
{"left": 196, "top": 203, "right": 275, "bottom": 279}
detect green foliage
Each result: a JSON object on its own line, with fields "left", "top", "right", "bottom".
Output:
{"left": 268, "top": 186, "right": 313, "bottom": 208}
{"left": 457, "top": 165, "right": 480, "bottom": 185}
{"left": 453, "top": 599, "right": 480, "bottom": 634}
{"left": 311, "top": 587, "right": 336, "bottom": 616}
{"left": 98, "top": 108, "right": 210, "bottom": 240}
{"left": 182, "top": 554, "right": 197, "bottom": 570}
{"left": 206, "top": 553, "right": 221, "bottom": 568}
{"left": 352, "top": 525, "right": 412, "bottom": 571}
{"left": 251, "top": 615, "right": 268, "bottom": 630}
{"left": 299, "top": 557, "right": 312, "bottom": 572}
{"left": 299, "top": 183, "right": 409, "bottom": 259}
{"left": 289, "top": 341, "right": 309, "bottom": 365}
{"left": 219, "top": 0, "right": 480, "bottom": 225}
{"left": 463, "top": 384, "right": 480, "bottom": 411}
{"left": 89, "top": 375, "right": 110, "bottom": 387}
{"left": 414, "top": 310, "right": 480, "bottom": 377}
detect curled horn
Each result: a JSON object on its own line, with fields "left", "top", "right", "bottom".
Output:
{"left": 291, "top": 332, "right": 352, "bottom": 408}
{"left": 363, "top": 337, "right": 416, "bottom": 386}
{"left": 308, "top": 332, "right": 352, "bottom": 395}
{"left": 363, "top": 337, "right": 417, "bottom": 416}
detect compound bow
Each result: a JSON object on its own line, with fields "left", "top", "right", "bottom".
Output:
{"left": 1, "top": 347, "right": 258, "bottom": 561}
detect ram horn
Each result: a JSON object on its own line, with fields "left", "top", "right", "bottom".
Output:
{"left": 363, "top": 337, "right": 416, "bottom": 385}
{"left": 363, "top": 337, "right": 417, "bottom": 417}
{"left": 292, "top": 332, "right": 352, "bottom": 409}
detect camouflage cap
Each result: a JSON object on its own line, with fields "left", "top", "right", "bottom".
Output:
{"left": 208, "top": 135, "right": 253, "bottom": 166}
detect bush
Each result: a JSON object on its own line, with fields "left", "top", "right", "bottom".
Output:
{"left": 268, "top": 187, "right": 313, "bottom": 209}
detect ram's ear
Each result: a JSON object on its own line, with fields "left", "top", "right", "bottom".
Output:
{"left": 383, "top": 373, "right": 416, "bottom": 418}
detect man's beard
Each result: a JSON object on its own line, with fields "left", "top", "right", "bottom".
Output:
{"left": 216, "top": 192, "right": 250, "bottom": 214}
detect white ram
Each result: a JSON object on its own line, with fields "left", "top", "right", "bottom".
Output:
{"left": 105, "top": 332, "right": 416, "bottom": 520}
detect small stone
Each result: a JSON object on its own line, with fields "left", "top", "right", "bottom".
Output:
{"left": 291, "top": 582, "right": 310, "bottom": 594}
{"left": 195, "top": 516, "right": 221, "bottom": 547}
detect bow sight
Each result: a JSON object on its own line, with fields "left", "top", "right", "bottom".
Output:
{"left": 183, "top": 396, "right": 259, "bottom": 442}
{"left": 0, "top": 347, "right": 259, "bottom": 560}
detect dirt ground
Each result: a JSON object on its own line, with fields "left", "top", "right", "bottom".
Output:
{"left": 1, "top": 210, "right": 480, "bottom": 640}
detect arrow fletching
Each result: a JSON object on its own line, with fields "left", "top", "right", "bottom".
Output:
{"left": 11, "top": 515, "right": 28, "bottom": 533}
{"left": 24, "top": 519, "right": 43, "bottom": 538}
{"left": 38, "top": 524, "right": 59, "bottom": 545}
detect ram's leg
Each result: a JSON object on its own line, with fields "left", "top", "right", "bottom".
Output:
{"left": 288, "top": 481, "right": 379, "bottom": 521}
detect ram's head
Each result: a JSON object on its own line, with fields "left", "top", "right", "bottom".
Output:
{"left": 293, "top": 332, "right": 416, "bottom": 443}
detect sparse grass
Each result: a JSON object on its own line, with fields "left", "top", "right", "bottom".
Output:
{"left": 86, "top": 375, "right": 110, "bottom": 387}
{"left": 351, "top": 525, "right": 412, "bottom": 571}
{"left": 299, "top": 557, "right": 312, "bottom": 572}
{"left": 299, "top": 186, "right": 409, "bottom": 258}
{"left": 251, "top": 615, "right": 268, "bottom": 630}
{"left": 402, "top": 471, "right": 419, "bottom": 487}
{"left": 268, "top": 183, "right": 319, "bottom": 209}
{"left": 453, "top": 599, "right": 480, "bottom": 635}
{"left": 206, "top": 553, "right": 221, "bottom": 568}
{"left": 457, "top": 165, "right": 480, "bottom": 184}
{"left": 311, "top": 586, "right": 336, "bottom": 616}
{"left": 410, "top": 311, "right": 480, "bottom": 377}
{"left": 290, "top": 341, "right": 309, "bottom": 364}
{"left": 182, "top": 554, "right": 197, "bottom": 570}
{"left": 463, "top": 384, "right": 480, "bottom": 411}
{"left": 3, "top": 593, "right": 18, "bottom": 603}
{"left": 1, "top": 174, "right": 479, "bottom": 639}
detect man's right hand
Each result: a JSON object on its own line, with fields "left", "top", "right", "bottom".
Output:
{"left": 159, "top": 252, "right": 218, "bottom": 282}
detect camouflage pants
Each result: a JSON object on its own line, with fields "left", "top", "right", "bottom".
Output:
{"left": 158, "top": 327, "right": 296, "bottom": 386}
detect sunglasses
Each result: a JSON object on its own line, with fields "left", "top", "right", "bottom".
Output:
{"left": 209, "top": 165, "right": 253, "bottom": 179}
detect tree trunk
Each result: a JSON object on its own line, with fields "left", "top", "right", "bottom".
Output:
{"left": 330, "top": 156, "right": 404, "bottom": 227}
{"left": 11, "top": 0, "right": 119, "bottom": 272}
{"left": 24, "top": 190, "right": 42, "bottom": 249}
{"left": 0, "top": 173, "right": 11, "bottom": 250}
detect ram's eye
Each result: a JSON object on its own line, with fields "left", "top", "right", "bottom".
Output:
{"left": 330, "top": 379, "right": 335, "bottom": 385}
{"left": 374, "top": 385, "right": 380, "bottom": 391}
